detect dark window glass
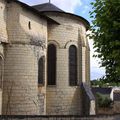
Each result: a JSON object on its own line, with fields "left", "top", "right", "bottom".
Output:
{"left": 38, "top": 56, "right": 45, "bottom": 85}
{"left": 69, "top": 45, "right": 77, "bottom": 86}
{"left": 28, "top": 21, "right": 31, "bottom": 30}
{"left": 47, "top": 44, "right": 56, "bottom": 85}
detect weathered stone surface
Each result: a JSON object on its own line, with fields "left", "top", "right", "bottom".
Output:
{"left": 46, "top": 13, "right": 90, "bottom": 115}
{"left": 0, "top": 115, "right": 118, "bottom": 120}
{"left": 1, "top": 1, "right": 47, "bottom": 115}
{"left": 0, "top": 0, "right": 90, "bottom": 116}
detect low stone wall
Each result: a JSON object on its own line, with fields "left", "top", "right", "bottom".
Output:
{"left": 114, "top": 102, "right": 120, "bottom": 114}
{"left": 97, "top": 108, "right": 113, "bottom": 115}
{"left": 0, "top": 115, "right": 120, "bottom": 120}
{"left": 0, "top": 90, "right": 2, "bottom": 115}
{"left": 96, "top": 102, "right": 120, "bottom": 115}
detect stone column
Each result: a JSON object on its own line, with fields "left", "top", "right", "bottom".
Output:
{"left": 81, "top": 46, "right": 86, "bottom": 83}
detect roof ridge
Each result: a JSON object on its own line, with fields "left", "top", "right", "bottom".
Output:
{"left": 32, "top": 2, "right": 64, "bottom": 12}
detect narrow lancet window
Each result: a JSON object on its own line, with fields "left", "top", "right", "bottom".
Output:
{"left": 38, "top": 56, "right": 45, "bottom": 85}
{"left": 28, "top": 21, "right": 31, "bottom": 30}
{"left": 69, "top": 45, "right": 77, "bottom": 86}
{"left": 47, "top": 44, "right": 56, "bottom": 85}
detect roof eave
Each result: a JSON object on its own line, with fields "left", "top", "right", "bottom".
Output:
{"left": 40, "top": 11, "right": 90, "bottom": 30}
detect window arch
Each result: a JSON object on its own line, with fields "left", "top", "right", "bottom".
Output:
{"left": 69, "top": 45, "right": 77, "bottom": 86}
{"left": 47, "top": 44, "right": 56, "bottom": 85}
{"left": 38, "top": 56, "right": 45, "bottom": 85}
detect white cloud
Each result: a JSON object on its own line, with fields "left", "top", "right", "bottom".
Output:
{"left": 82, "top": 5, "right": 89, "bottom": 14}
{"left": 87, "top": 31, "right": 105, "bottom": 79}
{"left": 52, "top": 0, "right": 82, "bottom": 13}
{"left": 89, "top": 40, "right": 105, "bottom": 79}
{"left": 19, "top": 0, "right": 82, "bottom": 13}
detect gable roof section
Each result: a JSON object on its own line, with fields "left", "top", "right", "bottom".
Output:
{"left": 33, "top": 3, "right": 64, "bottom": 12}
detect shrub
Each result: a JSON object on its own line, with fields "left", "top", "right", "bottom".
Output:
{"left": 96, "top": 93, "right": 112, "bottom": 108}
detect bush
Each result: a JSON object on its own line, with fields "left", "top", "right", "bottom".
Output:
{"left": 96, "top": 93, "right": 112, "bottom": 108}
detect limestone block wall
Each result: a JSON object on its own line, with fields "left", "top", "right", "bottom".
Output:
{"left": 3, "top": 44, "right": 47, "bottom": 115}
{"left": 2, "top": 1, "right": 47, "bottom": 115}
{"left": 46, "top": 12, "right": 90, "bottom": 115}
{"left": 86, "top": 47, "right": 90, "bottom": 85}
{"left": 7, "top": 2, "right": 47, "bottom": 45}
{"left": 47, "top": 13, "right": 87, "bottom": 46}
{"left": 0, "top": 90, "right": 2, "bottom": 115}
{"left": 0, "top": 0, "right": 8, "bottom": 42}
{"left": 0, "top": 44, "right": 4, "bottom": 56}
{"left": 3, "top": 44, "right": 39, "bottom": 115}
{"left": 0, "top": 44, "right": 4, "bottom": 115}
{"left": 46, "top": 49, "right": 81, "bottom": 115}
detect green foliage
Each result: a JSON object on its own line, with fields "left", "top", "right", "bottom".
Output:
{"left": 91, "top": 79, "right": 105, "bottom": 87}
{"left": 91, "top": 79, "right": 120, "bottom": 87}
{"left": 89, "top": 0, "right": 120, "bottom": 82}
{"left": 96, "top": 93, "right": 112, "bottom": 108}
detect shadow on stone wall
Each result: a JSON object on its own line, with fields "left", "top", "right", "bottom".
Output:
{"left": 0, "top": 114, "right": 120, "bottom": 120}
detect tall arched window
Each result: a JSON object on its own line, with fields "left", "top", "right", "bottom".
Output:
{"left": 47, "top": 44, "right": 56, "bottom": 85}
{"left": 38, "top": 56, "right": 45, "bottom": 85}
{"left": 69, "top": 45, "right": 77, "bottom": 86}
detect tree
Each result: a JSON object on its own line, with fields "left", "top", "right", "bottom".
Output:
{"left": 89, "top": 0, "right": 120, "bottom": 83}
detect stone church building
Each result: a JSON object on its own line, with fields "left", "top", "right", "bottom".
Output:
{"left": 0, "top": 0, "right": 95, "bottom": 115}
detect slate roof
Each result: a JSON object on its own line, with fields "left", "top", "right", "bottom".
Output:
{"left": 33, "top": 3, "right": 64, "bottom": 12}
{"left": 32, "top": 3, "right": 90, "bottom": 29}
{"left": 92, "top": 87, "right": 112, "bottom": 95}
{"left": 83, "top": 84, "right": 95, "bottom": 100}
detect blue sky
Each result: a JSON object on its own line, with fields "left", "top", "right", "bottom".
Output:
{"left": 19, "top": 0, "right": 105, "bottom": 80}
{"left": 74, "top": 0, "right": 93, "bottom": 23}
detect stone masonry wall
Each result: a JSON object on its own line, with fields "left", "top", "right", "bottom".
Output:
{"left": 0, "top": 0, "right": 90, "bottom": 115}
{"left": 3, "top": 44, "right": 47, "bottom": 115}
{"left": 2, "top": 1, "right": 47, "bottom": 115}
{"left": 7, "top": 2, "right": 47, "bottom": 45}
{"left": 0, "top": 115, "right": 120, "bottom": 120}
{"left": 46, "top": 13, "right": 90, "bottom": 115}
{"left": 0, "top": 44, "right": 4, "bottom": 56}
{"left": 3, "top": 44, "right": 39, "bottom": 115}
{"left": 0, "top": 44, "right": 4, "bottom": 115}
{"left": 47, "top": 13, "right": 87, "bottom": 47}
{"left": 0, "top": 115, "right": 118, "bottom": 120}
{"left": 46, "top": 49, "right": 81, "bottom": 115}
{"left": 0, "top": 0, "right": 8, "bottom": 42}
